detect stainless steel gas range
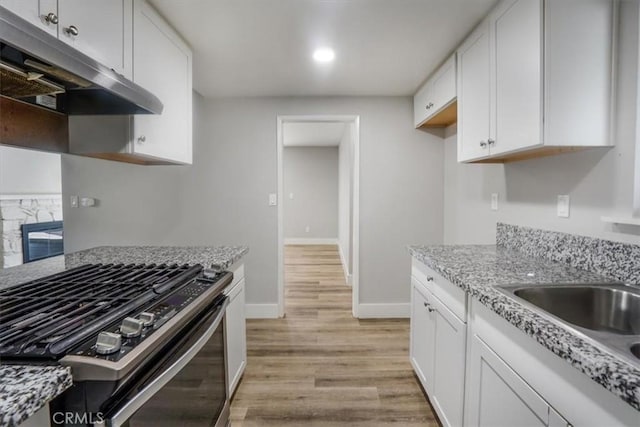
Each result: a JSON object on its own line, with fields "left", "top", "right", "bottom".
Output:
{"left": 0, "top": 263, "right": 233, "bottom": 427}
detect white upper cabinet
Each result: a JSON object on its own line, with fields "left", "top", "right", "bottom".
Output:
{"left": 0, "top": 0, "right": 133, "bottom": 78}
{"left": 414, "top": 54, "right": 457, "bottom": 128}
{"left": 57, "top": 0, "right": 133, "bottom": 78}
{"left": 457, "top": 0, "right": 616, "bottom": 163}
{"left": 130, "top": 0, "right": 192, "bottom": 164}
{"left": 457, "top": 19, "right": 491, "bottom": 162}
{"left": 491, "top": 0, "right": 542, "bottom": 156}
{"left": 0, "top": 0, "right": 58, "bottom": 36}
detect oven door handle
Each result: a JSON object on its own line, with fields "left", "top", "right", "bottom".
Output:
{"left": 95, "top": 298, "right": 229, "bottom": 427}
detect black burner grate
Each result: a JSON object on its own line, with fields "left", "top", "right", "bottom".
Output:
{"left": 0, "top": 263, "right": 202, "bottom": 359}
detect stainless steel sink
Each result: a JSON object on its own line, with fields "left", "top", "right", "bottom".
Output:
{"left": 512, "top": 285, "right": 640, "bottom": 335}
{"left": 498, "top": 283, "right": 640, "bottom": 367}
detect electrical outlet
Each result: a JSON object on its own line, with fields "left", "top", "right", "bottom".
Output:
{"left": 557, "top": 195, "right": 570, "bottom": 218}
{"left": 268, "top": 193, "right": 277, "bottom": 206}
{"left": 491, "top": 193, "right": 499, "bottom": 211}
{"left": 305, "top": 226, "right": 310, "bottom": 233}
{"left": 289, "top": 192, "right": 294, "bottom": 200}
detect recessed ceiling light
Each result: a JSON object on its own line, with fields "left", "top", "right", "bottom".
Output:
{"left": 313, "top": 48, "right": 335, "bottom": 63}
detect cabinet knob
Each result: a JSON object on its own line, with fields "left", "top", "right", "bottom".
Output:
{"left": 425, "top": 102, "right": 434, "bottom": 110}
{"left": 428, "top": 307, "right": 435, "bottom": 313}
{"left": 426, "top": 276, "right": 434, "bottom": 282}
{"left": 480, "top": 141, "right": 487, "bottom": 148}
{"left": 65, "top": 25, "right": 79, "bottom": 36}
{"left": 137, "top": 135, "right": 146, "bottom": 144}
{"left": 488, "top": 138, "right": 495, "bottom": 146}
{"left": 44, "top": 12, "right": 59, "bottom": 24}
{"left": 423, "top": 302, "right": 428, "bottom": 307}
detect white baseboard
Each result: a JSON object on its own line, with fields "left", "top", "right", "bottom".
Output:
{"left": 357, "top": 303, "right": 410, "bottom": 319}
{"left": 337, "top": 243, "right": 351, "bottom": 286}
{"left": 245, "top": 303, "right": 279, "bottom": 319}
{"left": 284, "top": 238, "right": 338, "bottom": 245}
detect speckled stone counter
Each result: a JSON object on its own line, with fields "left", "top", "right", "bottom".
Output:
{"left": 0, "top": 365, "right": 72, "bottom": 427}
{"left": 0, "top": 245, "right": 249, "bottom": 289}
{"left": 407, "top": 244, "right": 640, "bottom": 412}
{"left": 0, "top": 245, "right": 248, "bottom": 426}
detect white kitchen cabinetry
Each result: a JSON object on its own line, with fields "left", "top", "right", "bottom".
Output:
{"left": 225, "top": 264, "right": 247, "bottom": 397}
{"left": 0, "top": 0, "right": 132, "bottom": 77}
{"left": 457, "top": 0, "right": 616, "bottom": 163}
{"left": 410, "top": 260, "right": 467, "bottom": 427}
{"left": 69, "top": 0, "right": 193, "bottom": 165}
{"left": 410, "top": 279, "right": 436, "bottom": 394}
{"left": 0, "top": 0, "right": 58, "bottom": 36}
{"left": 414, "top": 54, "right": 457, "bottom": 128}
{"left": 466, "top": 334, "right": 568, "bottom": 427}
{"left": 57, "top": 0, "right": 132, "bottom": 78}
{"left": 465, "top": 299, "right": 639, "bottom": 427}
{"left": 130, "top": 0, "right": 192, "bottom": 164}
{"left": 457, "top": 18, "right": 491, "bottom": 161}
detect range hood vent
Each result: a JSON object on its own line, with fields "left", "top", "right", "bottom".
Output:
{"left": 0, "top": 7, "right": 162, "bottom": 115}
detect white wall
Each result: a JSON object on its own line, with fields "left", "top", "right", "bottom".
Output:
{"left": 62, "top": 95, "right": 444, "bottom": 308}
{"left": 443, "top": 0, "right": 640, "bottom": 245}
{"left": 0, "top": 146, "right": 62, "bottom": 195}
{"left": 338, "top": 123, "right": 354, "bottom": 276}
{"left": 283, "top": 146, "right": 339, "bottom": 240}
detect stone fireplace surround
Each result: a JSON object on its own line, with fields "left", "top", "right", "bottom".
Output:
{"left": 0, "top": 195, "right": 63, "bottom": 268}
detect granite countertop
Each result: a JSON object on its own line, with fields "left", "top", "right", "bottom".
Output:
{"left": 0, "top": 365, "right": 72, "bottom": 427}
{"left": 0, "top": 245, "right": 248, "bottom": 426}
{"left": 408, "top": 244, "right": 640, "bottom": 412}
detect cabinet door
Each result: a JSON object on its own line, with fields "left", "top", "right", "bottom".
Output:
{"left": 413, "top": 80, "right": 433, "bottom": 127}
{"left": 132, "top": 0, "right": 192, "bottom": 164}
{"left": 225, "top": 278, "right": 247, "bottom": 396}
{"left": 410, "top": 280, "right": 436, "bottom": 393}
{"left": 431, "top": 295, "right": 466, "bottom": 427}
{"left": 0, "top": 0, "right": 58, "bottom": 36}
{"left": 491, "top": 0, "right": 543, "bottom": 155}
{"left": 57, "top": 0, "right": 132, "bottom": 78}
{"left": 466, "top": 335, "right": 550, "bottom": 427}
{"left": 432, "top": 54, "right": 456, "bottom": 113}
{"left": 457, "top": 20, "right": 491, "bottom": 162}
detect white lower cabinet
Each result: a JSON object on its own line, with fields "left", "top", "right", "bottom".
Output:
{"left": 410, "top": 267, "right": 466, "bottom": 427}
{"left": 465, "top": 334, "right": 568, "bottom": 427}
{"left": 225, "top": 264, "right": 247, "bottom": 397}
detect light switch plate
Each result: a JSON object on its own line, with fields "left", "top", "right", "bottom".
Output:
{"left": 70, "top": 195, "right": 79, "bottom": 208}
{"left": 269, "top": 193, "right": 277, "bottom": 206}
{"left": 491, "top": 193, "right": 498, "bottom": 211}
{"left": 557, "top": 195, "right": 570, "bottom": 218}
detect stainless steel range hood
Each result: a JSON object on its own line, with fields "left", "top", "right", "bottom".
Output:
{"left": 0, "top": 6, "right": 162, "bottom": 115}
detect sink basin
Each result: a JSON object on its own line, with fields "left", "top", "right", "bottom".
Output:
{"left": 512, "top": 286, "right": 640, "bottom": 335}
{"left": 498, "top": 283, "right": 640, "bottom": 367}
{"left": 631, "top": 343, "right": 640, "bottom": 360}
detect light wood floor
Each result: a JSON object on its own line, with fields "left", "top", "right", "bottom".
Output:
{"left": 230, "top": 244, "right": 438, "bottom": 426}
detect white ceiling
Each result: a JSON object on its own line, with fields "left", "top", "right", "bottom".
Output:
{"left": 149, "top": 0, "right": 496, "bottom": 98}
{"left": 283, "top": 122, "right": 346, "bottom": 147}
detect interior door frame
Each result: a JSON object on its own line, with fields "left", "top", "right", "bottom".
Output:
{"left": 276, "top": 114, "right": 361, "bottom": 318}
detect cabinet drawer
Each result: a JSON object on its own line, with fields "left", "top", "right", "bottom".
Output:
{"left": 412, "top": 259, "right": 466, "bottom": 322}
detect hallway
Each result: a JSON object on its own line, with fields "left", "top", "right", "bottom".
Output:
{"left": 230, "top": 244, "right": 437, "bottom": 426}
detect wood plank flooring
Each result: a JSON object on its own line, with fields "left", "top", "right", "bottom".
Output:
{"left": 230, "top": 245, "right": 437, "bottom": 426}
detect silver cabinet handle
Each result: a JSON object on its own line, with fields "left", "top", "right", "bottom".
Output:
{"left": 65, "top": 25, "right": 79, "bottom": 36}
{"left": 137, "top": 135, "right": 146, "bottom": 144}
{"left": 44, "top": 12, "right": 58, "bottom": 24}
{"left": 488, "top": 138, "right": 495, "bottom": 146}
{"left": 480, "top": 141, "right": 487, "bottom": 148}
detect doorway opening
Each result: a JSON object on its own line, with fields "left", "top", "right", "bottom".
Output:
{"left": 277, "top": 115, "right": 360, "bottom": 318}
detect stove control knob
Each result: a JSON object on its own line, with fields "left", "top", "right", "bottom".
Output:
{"left": 96, "top": 332, "right": 122, "bottom": 355}
{"left": 120, "top": 317, "right": 143, "bottom": 338}
{"left": 139, "top": 312, "right": 156, "bottom": 327}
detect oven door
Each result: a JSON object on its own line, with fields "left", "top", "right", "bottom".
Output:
{"left": 96, "top": 298, "right": 230, "bottom": 427}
